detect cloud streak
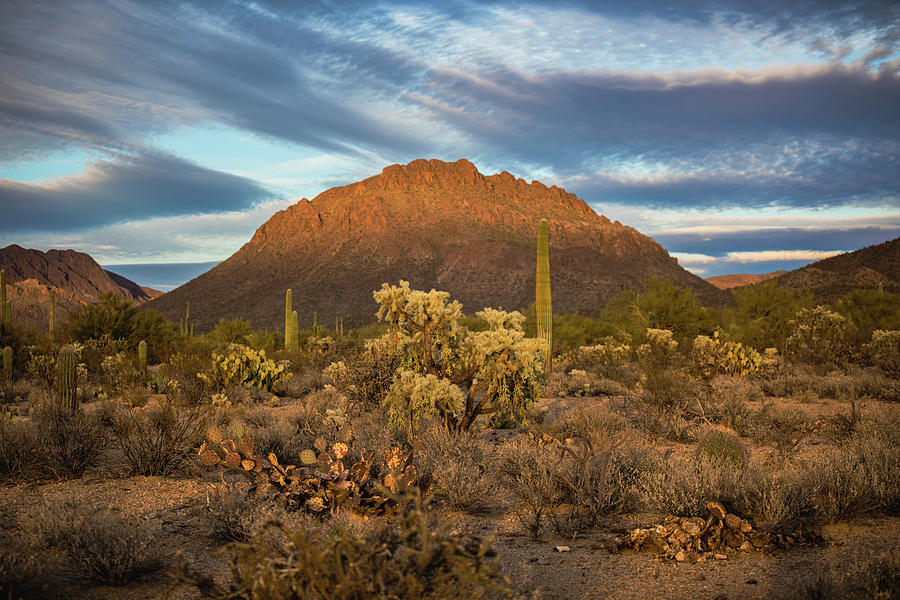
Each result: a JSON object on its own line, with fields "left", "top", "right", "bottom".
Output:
{"left": 0, "top": 151, "right": 272, "bottom": 232}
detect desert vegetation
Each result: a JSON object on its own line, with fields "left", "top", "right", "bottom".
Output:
{"left": 0, "top": 262, "right": 898, "bottom": 600}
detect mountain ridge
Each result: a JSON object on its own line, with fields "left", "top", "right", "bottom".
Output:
{"left": 149, "top": 158, "right": 726, "bottom": 331}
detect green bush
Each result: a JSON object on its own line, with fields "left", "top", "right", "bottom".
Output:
{"left": 786, "top": 306, "right": 850, "bottom": 366}
{"left": 696, "top": 426, "right": 746, "bottom": 467}
{"left": 864, "top": 330, "right": 900, "bottom": 378}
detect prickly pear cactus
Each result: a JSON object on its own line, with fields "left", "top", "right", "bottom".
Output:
{"left": 56, "top": 344, "right": 78, "bottom": 413}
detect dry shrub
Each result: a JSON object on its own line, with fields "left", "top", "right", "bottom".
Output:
{"left": 32, "top": 400, "right": 109, "bottom": 478}
{"left": 415, "top": 426, "right": 495, "bottom": 513}
{"left": 639, "top": 453, "right": 744, "bottom": 517}
{"left": 497, "top": 436, "right": 566, "bottom": 538}
{"left": 27, "top": 500, "right": 164, "bottom": 585}
{"left": 203, "top": 485, "right": 312, "bottom": 543}
{"left": 107, "top": 399, "right": 211, "bottom": 476}
{"left": 0, "top": 529, "right": 42, "bottom": 598}
{"left": 175, "top": 488, "right": 508, "bottom": 600}
{"left": 0, "top": 415, "right": 37, "bottom": 480}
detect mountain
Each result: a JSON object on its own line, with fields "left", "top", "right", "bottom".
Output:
{"left": 0, "top": 244, "right": 162, "bottom": 330}
{"left": 149, "top": 158, "right": 726, "bottom": 331}
{"left": 767, "top": 237, "right": 900, "bottom": 303}
{"left": 706, "top": 271, "right": 788, "bottom": 290}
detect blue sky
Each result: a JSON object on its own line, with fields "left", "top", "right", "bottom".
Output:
{"left": 1, "top": 0, "right": 898, "bottom": 281}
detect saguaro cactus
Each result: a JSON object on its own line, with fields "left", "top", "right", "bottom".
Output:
{"left": 291, "top": 310, "right": 299, "bottom": 353}
{"left": 313, "top": 311, "right": 318, "bottom": 336}
{"left": 180, "top": 302, "right": 193, "bottom": 339}
{"left": 2, "top": 346, "right": 11, "bottom": 379}
{"left": 138, "top": 340, "right": 148, "bottom": 374}
{"left": 49, "top": 289, "right": 55, "bottom": 343}
{"left": 0, "top": 269, "right": 10, "bottom": 328}
{"left": 57, "top": 344, "right": 79, "bottom": 413}
{"left": 536, "top": 219, "right": 553, "bottom": 376}
{"left": 284, "top": 289, "right": 292, "bottom": 350}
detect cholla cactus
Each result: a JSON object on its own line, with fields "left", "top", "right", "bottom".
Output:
{"left": 373, "top": 281, "right": 544, "bottom": 432}
{"left": 864, "top": 330, "right": 900, "bottom": 377}
{"left": 637, "top": 329, "right": 679, "bottom": 369}
{"left": 198, "top": 343, "right": 292, "bottom": 392}
{"left": 785, "top": 306, "right": 848, "bottom": 364}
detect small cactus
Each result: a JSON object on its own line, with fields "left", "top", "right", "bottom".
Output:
{"left": 138, "top": 340, "right": 147, "bottom": 374}
{"left": 697, "top": 427, "right": 746, "bottom": 468}
{"left": 56, "top": 344, "right": 79, "bottom": 414}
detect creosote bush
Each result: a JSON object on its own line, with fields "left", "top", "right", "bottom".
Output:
{"left": 106, "top": 398, "right": 211, "bottom": 476}
{"left": 415, "top": 425, "right": 495, "bottom": 513}
{"left": 33, "top": 400, "right": 109, "bottom": 478}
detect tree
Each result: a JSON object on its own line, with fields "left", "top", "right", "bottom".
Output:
{"left": 732, "top": 280, "right": 810, "bottom": 351}
{"left": 631, "top": 276, "right": 706, "bottom": 346}
{"left": 834, "top": 288, "right": 900, "bottom": 348}
{"left": 374, "top": 281, "right": 544, "bottom": 434}
{"left": 65, "top": 292, "right": 136, "bottom": 342}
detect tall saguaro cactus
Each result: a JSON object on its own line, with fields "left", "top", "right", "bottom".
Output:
{"left": 138, "top": 340, "right": 148, "bottom": 374}
{"left": 291, "top": 310, "right": 299, "bottom": 353}
{"left": 0, "top": 269, "right": 10, "bottom": 328}
{"left": 180, "top": 302, "right": 193, "bottom": 340}
{"left": 536, "top": 219, "right": 553, "bottom": 376}
{"left": 284, "top": 289, "right": 292, "bottom": 350}
{"left": 49, "top": 289, "right": 55, "bottom": 343}
{"left": 57, "top": 344, "right": 79, "bottom": 414}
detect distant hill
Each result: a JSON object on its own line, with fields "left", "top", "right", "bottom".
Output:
{"left": 706, "top": 271, "right": 788, "bottom": 290}
{"left": 149, "top": 158, "right": 726, "bottom": 331}
{"left": 0, "top": 244, "right": 162, "bottom": 330}
{"left": 768, "top": 237, "right": 900, "bottom": 303}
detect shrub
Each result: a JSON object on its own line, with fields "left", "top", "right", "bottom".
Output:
{"left": 175, "top": 488, "right": 508, "bottom": 600}
{"left": 569, "top": 338, "right": 635, "bottom": 383}
{"left": 0, "top": 414, "right": 37, "bottom": 479}
{"left": 497, "top": 436, "right": 566, "bottom": 537}
{"left": 0, "top": 529, "right": 42, "bottom": 598}
{"left": 415, "top": 426, "right": 494, "bottom": 513}
{"left": 639, "top": 454, "right": 744, "bottom": 517}
{"left": 161, "top": 351, "right": 215, "bottom": 405}
{"left": 33, "top": 400, "right": 108, "bottom": 478}
{"left": 38, "top": 501, "right": 163, "bottom": 585}
{"left": 107, "top": 399, "right": 211, "bottom": 476}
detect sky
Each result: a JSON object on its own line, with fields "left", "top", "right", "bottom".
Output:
{"left": 1, "top": 0, "right": 898, "bottom": 284}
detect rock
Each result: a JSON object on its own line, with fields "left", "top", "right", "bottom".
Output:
{"left": 724, "top": 514, "right": 742, "bottom": 530}
{"left": 748, "top": 532, "right": 770, "bottom": 548}
{"left": 675, "top": 550, "right": 688, "bottom": 562}
{"left": 739, "top": 520, "right": 753, "bottom": 533}
{"left": 553, "top": 546, "right": 571, "bottom": 553}
{"left": 657, "top": 523, "right": 677, "bottom": 537}
{"left": 669, "top": 528, "right": 693, "bottom": 546}
{"left": 683, "top": 520, "right": 702, "bottom": 537}
{"left": 724, "top": 529, "right": 744, "bottom": 548}
{"left": 740, "top": 541, "right": 752, "bottom": 551}
{"left": 707, "top": 501, "right": 727, "bottom": 520}
{"left": 714, "top": 553, "right": 728, "bottom": 560}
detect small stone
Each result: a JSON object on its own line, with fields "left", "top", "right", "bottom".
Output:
{"left": 740, "top": 520, "right": 753, "bottom": 533}
{"left": 714, "top": 553, "right": 728, "bottom": 560}
{"left": 553, "top": 546, "right": 571, "bottom": 553}
{"left": 675, "top": 550, "right": 688, "bottom": 562}
{"left": 537, "top": 558, "right": 551, "bottom": 565}
{"left": 724, "top": 530, "right": 743, "bottom": 548}
{"left": 724, "top": 514, "right": 742, "bottom": 530}
{"left": 746, "top": 578, "right": 758, "bottom": 585}
{"left": 696, "top": 554, "right": 707, "bottom": 563}
{"left": 740, "top": 541, "right": 752, "bottom": 552}
{"left": 748, "top": 532, "right": 770, "bottom": 548}
{"left": 683, "top": 521, "right": 702, "bottom": 537}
